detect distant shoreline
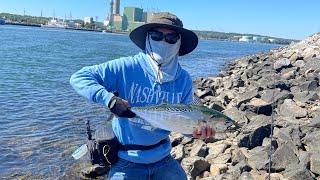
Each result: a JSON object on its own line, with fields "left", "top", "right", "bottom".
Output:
{"left": 4, "top": 22, "right": 128, "bottom": 34}
{"left": 3, "top": 23, "right": 295, "bottom": 45}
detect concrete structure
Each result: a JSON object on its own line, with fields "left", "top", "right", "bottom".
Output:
{"left": 124, "top": 7, "right": 143, "bottom": 22}
{"left": 269, "top": 38, "right": 276, "bottom": 43}
{"left": 103, "top": 20, "right": 110, "bottom": 26}
{"left": 113, "top": 15, "right": 123, "bottom": 30}
{"left": 107, "top": 0, "right": 114, "bottom": 26}
{"left": 142, "top": 12, "right": 156, "bottom": 23}
{"left": 75, "top": 22, "right": 82, "bottom": 28}
{"left": 253, "top": 36, "right": 262, "bottom": 42}
{"left": 84, "top": 17, "right": 93, "bottom": 25}
{"left": 114, "top": 0, "right": 120, "bottom": 15}
{"left": 122, "top": 7, "right": 145, "bottom": 31}
{"left": 239, "top": 36, "right": 254, "bottom": 42}
{"left": 126, "top": 21, "right": 145, "bottom": 31}
{"left": 104, "top": 1, "right": 154, "bottom": 31}
{"left": 236, "top": 35, "right": 274, "bottom": 43}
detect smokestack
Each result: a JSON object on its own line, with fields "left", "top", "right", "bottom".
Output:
{"left": 114, "top": 0, "right": 120, "bottom": 15}
{"left": 109, "top": 0, "right": 114, "bottom": 16}
{"left": 108, "top": 0, "right": 114, "bottom": 25}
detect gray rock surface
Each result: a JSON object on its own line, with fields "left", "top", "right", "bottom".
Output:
{"left": 168, "top": 33, "right": 320, "bottom": 180}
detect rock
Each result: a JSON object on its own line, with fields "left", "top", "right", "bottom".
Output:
{"left": 298, "top": 150, "right": 312, "bottom": 168}
{"left": 223, "top": 107, "right": 248, "bottom": 126}
{"left": 274, "top": 58, "right": 292, "bottom": 71}
{"left": 240, "top": 98, "right": 273, "bottom": 116}
{"left": 303, "top": 47, "right": 318, "bottom": 60}
{"left": 232, "top": 148, "right": 249, "bottom": 166}
{"left": 310, "top": 153, "right": 320, "bottom": 175}
{"left": 228, "top": 160, "right": 252, "bottom": 179}
{"left": 302, "top": 57, "right": 320, "bottom": 74}
{"left": 181, "top": 157, "right": 210, "bottom": 178}
{"left": 195, "top": 89, "right": 215, "bottom": 98}
{"left": 238, "top": 172, "right": 254, "bottom": 180}
{"left": 260, "top": 88, "right": 293, "bottom": 108}
{"left": 236, "top": 89, "right": 260, "bottom": 106}
{"left": 209, "top": 164, "right": 228, "bottom": 176}
{"left": 271, "top": 144, "right": 299, "bottom": 171}
{"left": 186, "top": 33, "right": 320, "bottom": 180}
{"left": 171, "top": 144, "right": 185, "bottom": 162}
{"left": 208, "top": 102, "right": 225, "bottom": 112}
{"left": 243, "top": 115, "right": 275, "bottom": 132}
{"left": 293, "top": 60, "right": 305, "bottom": 68}
{"left": 169, "top": 132, "right": 184, "bottom": 147}
{"left": 306, "top": 117, "right": 320, "bottom": 128}
{"left": 267, "top": 173, "right": 284, "bottom": 180}
{"left": 281, "top": 69, "right": 296, "bottom": 80}
{"left": 222, "top": 79, "right": 233, "bottom": 90}
{"left": 290, "top": 85, "right": 302, "bottom": 93}
{"left": 307, "top": 92, "right": 320, "bottom": 101}
{"left": 310, "top": 108, "right": 320, "bottom": 118}
{"left": 81, "top": 164, "right": 109, "bottom": 178}
{"left": 283, "top": 163, "right": 315, "bottom": 180}
{"left": 282, "top": 50, "right": 296, "bottom": 59}
{"left": 189, "top": 139, "right": 207, "bottom": 158}
{"left": 276, "top": 125, "right": 303, "bottom": 154}
{"left": 300, "top": 80, "right": 319, "bottom": 92}
{"left": 302, "top": 130, "right": 320, "bottom": 151}
{"left": 206, "top": 142, "right": 230, "bottom": 158}
{"left": 248, "top": 170, "right": 267, "bottom": 180}
{"left": 293, "top": 91, "right": 310, "bottom": 102}
{"left": 232, "top": 78, "right": 245, "bottom": 88}
{"left": 238, "top": 124, "right": 272, "bottom": 149}
{"left": 206, "top": 153, "right": 231, "bottom": 165}
{"left": 279, "top": 99, "right": 307, "bottom": 118}
{"left": 247, "top": 146, "right": 269, "bottom": 170}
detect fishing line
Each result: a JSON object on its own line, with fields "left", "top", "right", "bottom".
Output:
{"left": 268, "top": 56, "right": 277, "bottom": 180}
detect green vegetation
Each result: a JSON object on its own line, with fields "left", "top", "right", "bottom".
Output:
{"left": 1, "top": 12, "right": 298, "bottom": 44}
{"left": 0, "top": 12, "right": 51, "bottom": 24}
{"left": 0, "top": 12, "right": 83, "bottom": 25}
{"left": 194, "top": 30, "right": 298, "bottom": 44}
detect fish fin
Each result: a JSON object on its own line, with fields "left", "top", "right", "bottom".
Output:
{"left": 192, "top": 93, "right": 204, "bottom": 106}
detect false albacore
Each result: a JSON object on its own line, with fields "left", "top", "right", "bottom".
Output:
{"left": 131, "top": 103, "right": 239, "bottom": 134}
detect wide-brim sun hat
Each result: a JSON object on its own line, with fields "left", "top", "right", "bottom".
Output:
{"left": 129, "top": 12, "right": 198, "bottom": 56}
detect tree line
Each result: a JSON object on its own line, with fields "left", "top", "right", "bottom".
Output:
{"left": 193, "top": 30, "right": 297, "bottom": 45}
{"left": 1, "top": 12, "right": 297, "bottom": 44}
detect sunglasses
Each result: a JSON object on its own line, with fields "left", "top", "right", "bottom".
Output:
{"left": 148, "top": 30, "right": 180, "bottom": 44}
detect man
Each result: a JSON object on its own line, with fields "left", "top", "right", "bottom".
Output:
{"left": 70, "top": 12, "right": 214, "bottom": 180}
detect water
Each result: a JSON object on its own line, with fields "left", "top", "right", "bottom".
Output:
{"left": 0, "top": 25, "right": 281, "bottom": 179}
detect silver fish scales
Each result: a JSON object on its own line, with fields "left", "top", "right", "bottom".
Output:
{"left": 131, "top": 103, "right": 239, "bottom": 134}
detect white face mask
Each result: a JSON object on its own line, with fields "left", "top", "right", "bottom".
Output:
{"left": 145, "top": 35, "right": 181, "bottom": 66}
{"left": 145, "top": 35, "right": 182, "bottom": 84}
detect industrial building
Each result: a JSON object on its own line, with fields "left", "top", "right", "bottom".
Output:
{"left": 104, "top": 0, "right": 155, "bottom": 31}
{"left": 237, "top": 35, "right": 276, "bottom": 43}
{"left": 84, "top": 17, "right": 93, "bottom": 25}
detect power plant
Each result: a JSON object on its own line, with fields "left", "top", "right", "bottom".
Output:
{"left": 113, "top": 0, "right": 120, "bottom": 15}
{"left": 104, "top": 0, "right": 156, "bottom": 31}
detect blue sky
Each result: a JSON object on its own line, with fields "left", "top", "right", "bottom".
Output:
{"left": 1, "top": 0, "right": 319, "bottom": 40}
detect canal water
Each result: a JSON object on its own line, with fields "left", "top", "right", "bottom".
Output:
{"left": 0, "top": 25, "right": 281, "bottom": 179}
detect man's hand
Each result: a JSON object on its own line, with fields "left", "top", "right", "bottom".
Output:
{"left": 108, "top": 96, "right": 136, "bottom": 118}
{"left": 193, "top": 125, "right": 216, "bottom": 140}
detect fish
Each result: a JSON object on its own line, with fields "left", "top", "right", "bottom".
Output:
{"left": 131, "top": 103, "right": 240, "bottom": 134}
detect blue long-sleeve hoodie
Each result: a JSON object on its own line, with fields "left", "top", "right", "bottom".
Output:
{"left": 70, "top": 52, "right": 192, "bottom": 164}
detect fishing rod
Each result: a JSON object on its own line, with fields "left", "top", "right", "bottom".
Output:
{"left": 86, "top": 120, "right": 92, "bottom": 140}
{"left": 268, "top": 55, "right": 277, "bottom": 180}
{"left": 85, "top": 91, "right": 119, "bottom": 140}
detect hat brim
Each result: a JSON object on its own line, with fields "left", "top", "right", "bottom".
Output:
{"left": 129, "top": 23, "right": 198, "bottom": 56}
